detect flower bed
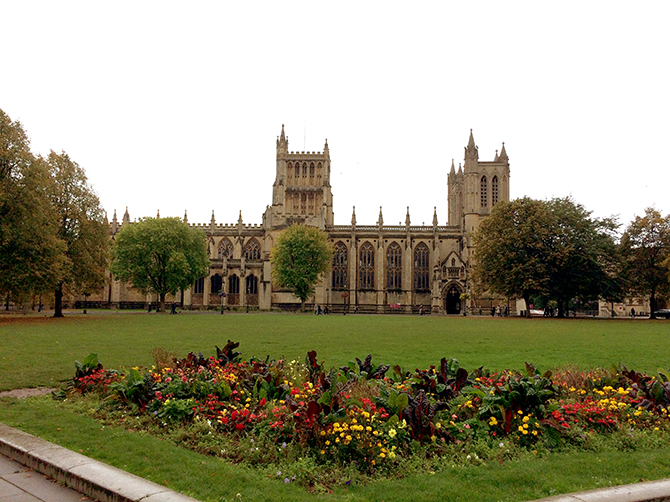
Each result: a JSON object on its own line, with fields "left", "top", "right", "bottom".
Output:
{"left": 63, "top": 342, "right": 670, "bottom": 490}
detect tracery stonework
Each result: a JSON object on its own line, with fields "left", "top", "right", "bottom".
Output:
{"left": 96, "top": 126, "right": 511, "bottom": 314}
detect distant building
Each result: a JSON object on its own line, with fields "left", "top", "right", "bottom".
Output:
{"left": 100, "top": 127, "right": 512, "bottom": 313}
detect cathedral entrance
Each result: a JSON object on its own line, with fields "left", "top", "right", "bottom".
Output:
{"left": 445, "top": 285, "right": 461, "bottom": 314}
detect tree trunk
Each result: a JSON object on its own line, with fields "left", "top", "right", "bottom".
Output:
{"left": 523, "top": 294, "right": 532, "bottom": 318}
{"left": 557, "top": 298, "right": 565, "bottom": 318}
{"left": 300, "top": 299, "right": 306, "bottom": 313}
{"left": 159, "top": 293, "right": 166, "bottom": 314}
{"left": 54, "top": 283, "right": 64, "bottom": 317}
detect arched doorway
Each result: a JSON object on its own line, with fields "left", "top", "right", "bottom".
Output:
{"left": 445, "top": 285, "right": 461, "bottom": 314}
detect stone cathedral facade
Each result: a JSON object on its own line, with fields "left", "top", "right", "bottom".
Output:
{"left": 104, "top": 126, "right": 511, "bottom": 314}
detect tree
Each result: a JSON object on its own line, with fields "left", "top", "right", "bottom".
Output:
{"left": 620, "top": 207, "right": 670, "bottom": 319}
{"left": 47, "top": 151, "right": 110, "bottom": 317}
{"left": 0, "top": 109, "right": 65, "bottom": 307}
{"left": 270, "top": 224, "right": 332, "bottom": 311}
{"left": 111, "top": 217, "right": 209, "bottom": 312}
{"left": 472, "top": 197, "right": 618, "bottom": 317}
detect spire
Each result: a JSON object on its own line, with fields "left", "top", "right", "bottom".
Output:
{"left": 465, "top": 129, "right": 478, "bottom": 161}
{"left": 405, "top": 206, "right": 411, "bottom": 227}
{"left": 112, "top": 209, "right": 118, "bottom": 224}
{"left": 210, "top": 210, "right": 216, "bottom": 232}
{"left": 183, "top": 210, "right": 188, "bottom": 224}
{"left": 324, "top": 138, "right": 329, "bottom": 158}
{"left": 103, "top": 210, "right": 109, "bottom": 225}
{"left": 494, "top": 149, "right": 499, "bottom": 161}
{"left": 498, "top": 142, "right": 508, "bottom": 162}
{"left": 123, "top": 206, "right": 130, "bottom": 224}
{"left": 238, "top": 210, "right": 243, "bottom": 226}
{"left": 458, "top": 163, "right": 463, "bottom": 175}
{"left": 280, "top": 124, "right": 286, "bottom": 143}
{"left": 157, "top": 209, "right": 160, "bottom": 218}
{"left": 433, "top": 207, "right": 438, "bottom": 227}
{"left": 211, "top": 210, "right": 216, "bottom": 224}
{"left": 377, "top": 206, "right": 384, "bottom": 227}
{"left": 449, "top": 159, "right": 456, "bottom": 177}
{"left": 351, "top": 206, "right": 357, "bottom": 226}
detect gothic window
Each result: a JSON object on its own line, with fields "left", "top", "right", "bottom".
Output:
{"left": 332, "top": 242, "right": 347, "bottom": 290}
{"left": 228, "top": 274, "right": 239, "bottom": 294}
{"left": 292, "top": 193, "right": 299, "bottom": 213}
{"left": 246, "top": 274, "right": 258, "bottom": 295}
{"left": 193, "top": 276, "right": 205, "bottom": 294}
{"left": 287, "top": 162, "right": 293, "bottom": 180}
{"left": 480, "top": 176, "right": 488, "bottom": 208}
{"left": 451, "top": 258, "right": 456, "bottom": 266}
{"left": 309, "top": 163, "right": 315, "bottom": 178}
{"left": 295, "top": 164, "right": 300, "bottom": 178}
{"left": 414, "top": 243, "right": 429, "bottom": 291}
{"left": 210, "top": 274, "right": 222, "bottom": 294}
{"left": 317, "top": 162, "right": 322, "bottom": 180}
{"left": 244, "top": 239, "right": 261, "bottom": 260}
{"left": 308, "top": 193, "right": 315, "bottom": 214}
{"left": 492, "top": 176, "right": 499, "bottom": 206}
{"left": 301, "top": 193, "right": 307, "bottom": 214}
{"left": 386, "top": 242, "right": 402, "bottom": 290}
{"left": 218, "top": 238, "right": 233, "bottom": 259}
{"left": 302, "top": 163, "right": 307, "bottom": 177}
{"left": 359, "top": 242, "right": 375, "bottom": 290}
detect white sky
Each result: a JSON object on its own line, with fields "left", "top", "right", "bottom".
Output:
{"left": 2, "top": 1, "right": 668, "bottom": 231}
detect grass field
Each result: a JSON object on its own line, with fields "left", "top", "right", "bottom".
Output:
{"left": 1, "top": 312, "right": 670, "bottom": 502}
{"left": 1, "top": 312, "right": 669, "bottom": 391}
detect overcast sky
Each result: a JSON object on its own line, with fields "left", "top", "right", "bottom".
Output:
{"left": 2, "top": 2, "right": 668, "bottom": 231}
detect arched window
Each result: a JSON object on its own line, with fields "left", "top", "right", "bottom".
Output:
{"left": 193, "top": 276, "right": 205, "bottom": 294}
{"left": 218, "top": 238, "right": 233, "bottom": 259}
{"left": 309, "top": 163, "right": 315, "bottom": 178}
{"left": 295, "top": 164, "right": 300, "bottom": 178}
{"left": 386, "top": 242, "right": 402, "bottom": 290}
{"left": 228, "top": 274, "right": 239, "bottom": 305}
{"left": 210, "top": 274, "right": 222, "bottom": 294}
{"left": 246, "top": 274, "right": 258, "bottom": 295}
{"left": 301, "top": 193, "right": 307, "bottom": 214}
{"left": 480, "top": 176, "right": 488, "bottom": 208}
{"left": 332, "top": 242, "right": 347, "bottom": 290}
{"left": 287, "top": 162, "right": 293, "bottom": 180}
{"left": 492, "top": 176, "right": 499, "bottom": 206}
{"left": 316, "top": 162, "right": 322, "bottom": 180}
{"left": 302, "top": 163, "right": 307, "bottom": 177}
{"left": 414, "top": 243, "right": 429, "bottom": 291}
{"left": 359, "top": 242, "right": 375, "bottom": 290}
{"left": 228, "top": 274, "right": 239, "bottom": 294}
{"left": 244, "top": 239, "right": 261, "bottom": 260}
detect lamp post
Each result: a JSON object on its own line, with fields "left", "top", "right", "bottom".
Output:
{"left": 220, "top": 290, "right": 226, "bottom": 314}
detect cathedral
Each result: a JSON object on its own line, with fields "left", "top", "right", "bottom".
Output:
{"left": 104, "top": 126, "right": 511, "bottom": 314}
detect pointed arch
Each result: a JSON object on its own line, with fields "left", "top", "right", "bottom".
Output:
{"left": 193, "top": 276, "right": 205, "bottom": 295}
{"left": 228, "top": 274, "right": 239, "bottom": 305}
{"left": 218, "top": 238, "right": 233, "bottom": 259}
{"left": 210, "top": 273, "right": 222, "bottom": 294}
{"left": 414, "top": 242, "right": 430, "bottom": 292}
{"left": 491, "top": 175, "right": 499, "bottom": 206}
{"left": 359, "top": 242, "right": 375, "bottom": 290}
{"left": 386, "top": 242, "right": 402, "bottom": 290}
{"left": 332, "top": 241, "right": 348, "bottom": 290}
{"left": 244, "top": 238, "right": 261, "bottom": 260}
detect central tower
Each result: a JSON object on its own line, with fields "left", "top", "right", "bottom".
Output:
{"left": 267, "top": 124, "right": 334, "bottom": 230}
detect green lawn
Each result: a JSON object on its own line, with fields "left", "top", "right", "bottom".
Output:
{"left": 2, "top": 312, "right": 670, "bottom": 502}
{"left": 1, "top": 312, "right": 668, "bottom": 391}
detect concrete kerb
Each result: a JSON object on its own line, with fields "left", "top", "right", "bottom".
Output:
{"left": 529, "top": 479, "right": 670, "bottom": 502}
{"left": 0, "top": 423, "right": 200, "bottom": 502}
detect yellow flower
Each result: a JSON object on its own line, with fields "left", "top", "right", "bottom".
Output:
{"left": 389, "top": 429, "right": 397, "bottom": 438}
{"left": 388, "top": 451, "right": 396, "bottom": 459}
{"left": 523, "top": 423, "right": 529, "bottom": 429}
{"left": 518, "top": 426, "right": 524, "bottom": 433}
{"left": 379, "top": 452, "right": 386, "bottom": 458}
{"left": 325, "top": 440, "right": 330, "bottom": 445}
{"left": 366, "top": 426, "right": 372, "bottom": 432}
{"left": 522, "top": 429, "right": 528, "bottom": 435}
{"left": 522, "top": 416, "right": 529, "bottom": 423}
{"left": 430, "top": 435, "right": 436, "bottom": 442}
{"left": 320, "top": 450, "right": 325, "bottom": 454}
{"left": 320, "top": 430, "right": 326, "bottom": 436}
{"left": 517, "top": 410, "right": 523, "bottom": 415}
{"left": 346, "top": 435, "right": 352, "bottom": 441}
{"left": 532, "top": 430, "right": 538, "bottom": 436}
{"left": 489, "top": 417, "right": 498, "bottom": 426}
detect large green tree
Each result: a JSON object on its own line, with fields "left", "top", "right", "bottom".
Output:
{"left": 270, "top": 224, "right": 332, "bottom": 311}
{"left": 621, "top": 207, "right": 670, "bottom": 319}
{"left": 472, "top": 197, "right": 618, "bottom": 317}
{"left": 47, "top": 151, "right": 110, "bottom": 317}
{"left": 111, "top": 217, "right": 209, "bottom": 312}
{"left": 0, "top": 110, "right": 65, "bottom": 307}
